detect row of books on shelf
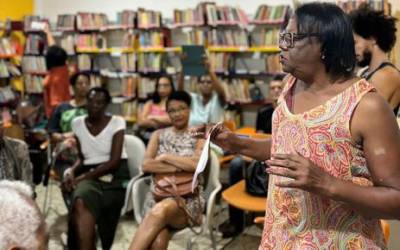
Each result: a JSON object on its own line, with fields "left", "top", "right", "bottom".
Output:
{"left": 137, "top": 9, "right": 162, "bottom": 29}
{"left": 250, "top": 29, "right": 279, "bottom": 47}
{"left": 116, "top": 10, "right": 136, "bottom": 28}
{"left": 209, "top": 53, "right": 282, "bottom": 73}
{"left": 25, "top": 34, "right": 45, "bottom": 55}
{"left": 0, "top": 60, "right": 21, "bottom": 78}
{"left": 252, "top": 5, "right": 290, "bottom": 24}
{"left": 57, "top": 14, "right": 75, "bottom": 30}
{"left": 24, "top": 73, "right": 102, "bottom": 94}
{"left": 204, "top": 3, "right": 248, "bottom": 26}
{"left": 120, "top": 53, "right": 136, "bottom": 72}
{"left": 61, "top": 28, "right": 281, "bottom": 51}
{"left": 76, "top": 12, "right": 108, "bottom": 30}
{"left": 76, "top": 34, "right": 107, "bottom": 50}
{"left": 52, "top": 3, "right": 290, "bottom": 32}
{"left": 139, "top": 31, "right": 164, "bottom": 48}
{"left": 21, "top": 56, "right": 47, "bottom": 73}
{"left": 208, "top": 29, "right": 248, "bottom": 47}
{"left": 337, "top": 0, "right": 386, "bottom": 13}
{"left": 0, "top": 38, "right": 15, "bottom": 56}
{"left": 173, "top": 8, "right": 204, "bottom": 27}
{"left": 137, "top": 53, "right": 161, "bottom": 73}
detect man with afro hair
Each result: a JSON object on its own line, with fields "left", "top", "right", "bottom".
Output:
{"left": 351, "top": 4, "right": 400, "bottom": 114}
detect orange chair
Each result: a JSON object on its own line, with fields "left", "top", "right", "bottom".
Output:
{"left": 222, "top": 180, "right": 266, "bottom": 213}
{"left": 253, "top": 217, "right": 390, "bottom": 244}
{"left": 223, "top": 120, "right": 237, "bottom": 132}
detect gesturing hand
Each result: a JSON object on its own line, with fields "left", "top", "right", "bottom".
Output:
{"left": 266, "top": 153, "right": 334, "bottom": 193}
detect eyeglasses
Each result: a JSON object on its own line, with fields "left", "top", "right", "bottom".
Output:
{"left": 199, "top": 80, "right": 212, "bottom": 85}
{"left": 167, "top": 106, "right": 188, "bottom": 115}
{"left": 279, "top": 32, "right": 319, "bottom": 49}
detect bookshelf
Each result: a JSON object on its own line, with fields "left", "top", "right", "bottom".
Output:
{"left": 0, "top": 22, "right": 22, "bottom": 127}
{"left": 48, "top": 3, "right": 289, "bottom": 127}
{"left": 22, "top": 15, "right": 48, "bottom": 96}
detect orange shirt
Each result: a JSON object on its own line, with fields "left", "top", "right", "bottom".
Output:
{"left": 43, "top": 65, "right": 71, "bottom": 118}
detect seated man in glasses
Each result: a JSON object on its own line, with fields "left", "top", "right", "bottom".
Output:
{"left": 178, "top": 56, "right": 226, "bottom": 127}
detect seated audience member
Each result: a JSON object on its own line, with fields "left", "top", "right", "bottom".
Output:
{"left": 255, "top": 75, "right": 285, "bottom": 133}
{"left": 219, "top": 77, "right": 284, "bottom": 238}
{"left": 48, "top": 72, "right": 90, "bottom": 143}
{"left": 129, "top": 91, "right": 205, "bottom": 250}
{"left": 0, "top": 121, "right": 33, "bottom": 189}
{"left": 137, "top": 76, "right": 175, "bottom": 144}
{"left": 63, "top": 87, "right": 130, "bottom": 250}
{"left": 178, "top": 57, "right": 226, "bottom": 126}
{"left": 0, "top": 180, "right": 47, "bottom": 250}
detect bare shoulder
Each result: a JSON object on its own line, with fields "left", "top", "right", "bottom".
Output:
{"left": 351, "top": 91, "right": 396, "bottom": 140}
{"left": 371, "top": 67, "right": 400, "bottom": 87}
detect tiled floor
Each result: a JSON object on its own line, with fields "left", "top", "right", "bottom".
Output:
{"left": 35, "top": 182, "right": 262, "bottom": 250}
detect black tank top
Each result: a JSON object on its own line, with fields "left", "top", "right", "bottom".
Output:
{"left": 360, "top": 62, "right": 400, "bottom": 115}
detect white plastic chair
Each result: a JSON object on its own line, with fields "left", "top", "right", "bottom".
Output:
{"left": 120, "top": 134, "right": 146, "bottom": 215}
{"left": 132, "top": 151, "right": 222, "bottom": 249}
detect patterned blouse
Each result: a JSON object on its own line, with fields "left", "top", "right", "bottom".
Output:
{"left": 260, "top": 77, "right": 386, "bottom": 249}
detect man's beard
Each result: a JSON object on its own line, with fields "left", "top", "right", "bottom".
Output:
{"left": 357, "top": 49, "right": 372, "bottom": 67}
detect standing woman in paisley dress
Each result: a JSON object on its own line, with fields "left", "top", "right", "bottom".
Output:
{"left": 193, "top": 2, "right": 400, "bottom": 249}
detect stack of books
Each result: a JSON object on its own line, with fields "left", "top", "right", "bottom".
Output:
{"left": 89, "top": 74, "right": 102, "bottom": 87}
{"left": 137, "top": 9, "right": 162, "bottom": 29}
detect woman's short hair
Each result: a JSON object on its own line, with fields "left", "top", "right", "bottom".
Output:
{"left": 87, "top": 87, "right": 111, "bottom": 104}
{"left": 166, "top": 90, "right": 192, "bottom": 108}
{"left": 295, "top": 3, "right": 356, "bottom": 77}
{"left": 350, "top": 4, "right": 397, "bottom": 53}
{"left": 152, "top": 75, "right": 175, "bottom": 104}
{"left": 45, "top": 45, "right": 67, "bottom": 70}
{"left": 70, "top": 72, "right": 90, "bottom": 87}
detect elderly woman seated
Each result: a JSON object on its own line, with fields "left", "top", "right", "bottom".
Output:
{"left": 129, "top": 91, "right": 205, "bottom": 250}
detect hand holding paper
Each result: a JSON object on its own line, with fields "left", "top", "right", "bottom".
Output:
{"left": 191, "top": 122, "right": 222, "bottom": 192}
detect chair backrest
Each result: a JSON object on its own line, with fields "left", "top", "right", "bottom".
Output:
{"left": 203, "top": 150, "right": 222, "bottom": 229}
{"left": 124, "top": 134, "right": 146, "bottom": 178}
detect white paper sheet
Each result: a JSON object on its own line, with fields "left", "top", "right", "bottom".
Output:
{"left": 191, "top": 122, "right": 222, "bottom": 192}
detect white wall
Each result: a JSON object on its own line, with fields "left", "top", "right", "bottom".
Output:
{"left": 34, "top": 0, "right": 295, "bottom": 22}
